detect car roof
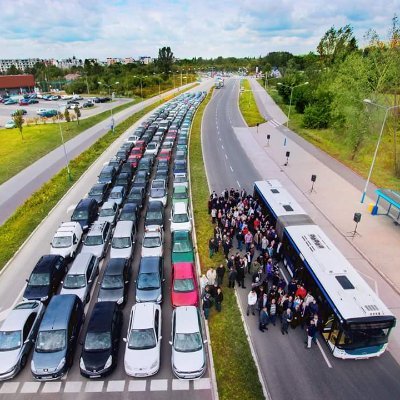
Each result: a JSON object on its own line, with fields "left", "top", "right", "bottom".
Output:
{"left": 147, "top": 201, "right": 163, "bottom": 210}
{"left": 173, "top": 230, "right": 190, "bottom": 240}
{"left": 87, "top": 302, "right": 117, "bottom": 333}
{"left": 1, "top": 301, "right": 41, "bottom": 331}
{"left": 174, "top": 186, "right": 187, "bottom": 193}
{"left": 104, "top": 258, "right": 127, "bottom": 275}
{"left": 69, "top": 252, "right": 94, "bottom": 274}
{"left": 87, "top": 221, "right": 109, "bottom": 235}
{"left": 76, "top": 197, "right": 96, "bottom": 209}
{"left": 40, "top": 295, "right": 79, "bottom": 330}
{"left": 173, "top": 202, "right": 188, "bottom": 213}
{"left": 113, "top": 220, "right": 133, "bottom": 236}
{"left": 139, "top": 256, "right": 161, "bottom": 273}
{"left": 174, "top": 306, "right": 199, "bottom": 333}
{"left": 102, "top": 201, "right": 117, "bottom": 209}
{"left": 173, "top": 262, "right": 194, "bottom": 279}
{"left": 33, "top": 254, "right": 63, "bottom": 273}
{"left": 111, "top": 186, "right": 124, "bottom": 193}
{"left": 131, "top": 303, "right": 158, "bottom": 329}
{"left": 101, "top": 165, "right": 115, "bottom": 173}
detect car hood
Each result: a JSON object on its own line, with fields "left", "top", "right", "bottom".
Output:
{"left": 23, "top": 285, "right": 50, "bottom": 301}
{"left": 89, "top": 195, "right": 103, "bottom": 204}
{"left": 60, "top": 286, "right": 86, "bottom": 302}
{"left": 98, "top": 287, "right": 124, "bottom": 302}
{"left": 0, "top": 349, "right": 20, "bottom": 374}
{"left": 98, "top": 215, "right": 115, "bottom": 224}
{"left": 172, "top": 252, "right": 194, "bottom": 263}
{"left": 81, "top": 349, "right": 112, "bottom": 372}
{"left": 145, "top": 218, "right": 163, "bottom": 227}
{"left": 50, "top": 246, "right": 71, "bottom": 258}
{"left": 141, "top": 248, "right": 162, "bottom": 258}
{"left": 124, "top": 346, "right": 159, "bottom": 373}
{"left": 81, "top": 245, "right": 103, "bottom": 258}
{"left": 136, "top": 287, "right": 161, "bottom": 303}
{"left": 172, "top": 290, "right": 199, "bottom": 307}
{"left": 110, "top": 247, "right": 132, "bottom": 259}
{"left": 150, "top": 189, "right": 165, "bottom": 198}
{"left": 32, "top": 349, "right": 66, "bottom": 373}
{"left": 173, "top": 347, "right": 204, "bottom": 373}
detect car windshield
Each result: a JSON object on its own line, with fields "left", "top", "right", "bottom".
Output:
{"left": 174, "top": 191, "right": 187, "bottom": 199}
{"left": 173, "top": 239, "right": 191, "bottom": 252}
{"left": 174, "top": 177, "right": 187, "bottom": 183}
{"left": 151, "top": 189, "right": 165, "bottom": 198}
{"left": 52, "top": 236, "right": 72, "bottom": 248}
{"left": 135, "top": 177, "right": 146, "bottom": 184}
{"left": 99, "top": 208, "right": 115, "bottom": 217}
{"left": 137, "top": 272, "right": 160, "bottom": 290}
{"left": 129, "top": 192, "right": 141, "bottom": 200}
{"left": 72, "top": 210, "right": 88, "bottom": 220}
{"left": 63, "top": 274, "right": 86, "bottom": 289}
{"left": 120, "top": 211, "right": 136, "bottom": 221}
{"left": 174, "top": 332, "right": 202, "bottom": 352}
{"left": 146, "top": 211, "right": 162, "bottom": 221}
{"left": 84, "top": 332, "right": 111, "bottom": 351}
{"left": 36, "top": 329, "right": 66, "bottom": 352}
{"left": 128, "top": 328, "right": 156, "bottom": 350}
{"left": 101, "top": 274, "right": 124, "bottom": 289}
{"left": 84, "top": 235, "right": 103, "bottom": 246}
{"left": 0, "top": 331, "right": 21, "bottom": 351}
{"left": 112, "top": 237, "right": 131, "bottom": 249}
{"left": 110, "top": 191, "right": 122, "bottom": 199}
{"left": 143, "top": 236, "right": 161, "bottom": 248}
{"left": 152, "top": 181, "right": 164, "bottom": 189}
{"left": 174, "top": 278, "right": 195, "bottom": 292}
{"left": 100, "top": 173, "right": 112, "bottom": 181}
{"left": 173, "top": 213, "right": 189, "bottom": 223}
{"left": 29, "top": 273, "right": 50, "bottom": 286}
{"left": 89, "top": 187, "right": 103, "bottom": 196}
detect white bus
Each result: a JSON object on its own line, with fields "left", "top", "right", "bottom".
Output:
{"left": 254, "top": 180, "right": 396, "bottom": 359}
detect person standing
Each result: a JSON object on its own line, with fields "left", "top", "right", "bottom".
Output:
{"left": 228, "top": 268, "right": 237, "bottom": 288}
{"left": 215, "top": 287, "right": 223, "bottom": 312}
{"left": 236, "top": 260, "right": 246, "bottom": 288}
{"left": 259, "top": 307, "right": 269, "bottom": 332}
{"left": 216, "top": 264, "right": 226, "bottom": 286}
{"left": 247, "top": 289, "right": 257, "bottom": 316}
{"left": 202, "top": 292, "right": 212, "bottom": 320}
{"left": 209, "top": 237, "right": 216, "bottom": 258}
{"left": 305, "top": 319, "right": 317, "bottom": 349}
{"left": 206, "top": 267, "right": 217, "bottom": 286}
{"left": 268, "top": 298, "right": 277, "bottom": 326}
{"left": 281, "top": 308, "right": 293, "bottom": 335}
{"left": 236, "top": 230, "right": 244, "bottom": 251}
{"left": 244, "top": 231, "right": 253, "bottom": 252}
{"left": 199, "top": 274, "right": 209, "bottom": 296}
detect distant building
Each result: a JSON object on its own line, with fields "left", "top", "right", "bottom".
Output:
{"left": 0, "top": 58, "right": 40, "bottom": 73}
{"left": 107, "top": 58, "right": 122, "bottom": 65}
{"left": 139, "top": 56, "right": 153, "bottom": 65}
{"left": 123, "top": 57, "right": 135, "bottom": 64}
{"left": 0, "top": 74, "right": 35, "bottom": 95}
{"left": 55, "top": 57, "right": 84, "bottom": 69}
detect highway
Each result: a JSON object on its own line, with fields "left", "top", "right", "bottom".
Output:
{"left": 0, "top": 81, "right": 214, "bottom": 399}
{"left": 201, "top": 78, "right": 400, "bottom": 400}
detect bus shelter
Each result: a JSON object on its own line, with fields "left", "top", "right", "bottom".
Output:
{"left": 373, "top": 189, "right": 400, "bottom": 224}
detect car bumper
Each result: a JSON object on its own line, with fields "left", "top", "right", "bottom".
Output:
{"left": 0, "top": 366, "right": 18, "bottom": 381}
{"left": 32, "top": 369, "right": 66, "bottom": 381}
{"left": 172, "top": 366, "right": 206, "bottom": 380}
{"left": 80, "top": 366, "right": 113, "bottom": 378}
{"left": 125, "top": 364, "right": 159, "bottom": 378}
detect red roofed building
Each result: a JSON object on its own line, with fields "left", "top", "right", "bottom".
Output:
{"left": 0, "top": 74, "right": 35, "bottom": 95}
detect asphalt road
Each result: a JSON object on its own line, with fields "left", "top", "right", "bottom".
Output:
{"left": 0, "top": 83, "right": 197, "bottom": 225}
{"left": 202, "top": 77, "right": 400, "bottom": 400}
{"left": 0, "top": 83, "right": 214, "bottom": 400}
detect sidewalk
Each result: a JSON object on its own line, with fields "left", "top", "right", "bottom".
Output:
{"left": 234, "top": 78, "right": 400, "bottom": 361}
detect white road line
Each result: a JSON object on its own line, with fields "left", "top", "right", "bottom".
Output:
{"left": 230, "top": 165, "right": 234, "bottom": 172}
{"left": 107, "top": 380, "right": 125, "bottom": 392}
{"left": 194, "top": 378, "right": 211, "bottom": 390}
{"left": 85, "top": 381, "right": 104, "bottom": 393}
{"left": 0, "top": 382, "right": 20, "bottom": 394}
{"left": 128, "top": 380, "right": 146, "bottom": 392}
{"left": 225, "top": 154, "right": 228, "bottom": 160}
{"left": 316, "top": 339, "right": 333, "bottom": 368}
{"left": 172, "top": 379, "right": 190, "bottom": 390}
{"left": 150, "top": 379, "right": 168, "bottom": 391}
{"left": 237, "top": 180, "right": 241, "bottom": 188}
{"left": 20, "top": 382, "right": 41, "bottom": 394}
{"left": 64, "top": 381, "right": 82, "bottom": 393}
{"left": 221, "top": 144, "right": 224, "bottom": 150}
{"left": 42, "top": 382, "right": 61, "bottom": 393}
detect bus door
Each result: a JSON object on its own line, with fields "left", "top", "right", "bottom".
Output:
{"left": 322, "top": 315, "right": 341, "bottom": 352}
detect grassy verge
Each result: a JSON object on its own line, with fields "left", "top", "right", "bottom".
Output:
{"left": 238, "top": 78, "right": 266, "bottom": 127}
{"left": 262, "top": 82, "right": 400, "bottom": 189}
{"left": 190, "top": 90, "right": 264, "bottom": 400}
{"left": 0, "top": 85, "right": 198, "bottom": 271}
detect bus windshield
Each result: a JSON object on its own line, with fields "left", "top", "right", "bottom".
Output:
{"left": 338, "top": 323, "right": 392, "bottom": 350}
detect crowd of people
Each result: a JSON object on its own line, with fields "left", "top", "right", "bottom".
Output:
{"left": 202, "top": 188, "right": 321, "bottom": 349}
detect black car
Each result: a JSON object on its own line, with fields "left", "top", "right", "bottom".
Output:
{"left": 120, "top": 142, "right": 133, "bottom": 153}
{"left": 132, "top": 170, "right": 149, "bottom": 192}
{"left": 97, "top": 259, "right": 131, "bottom": 306}
{"left": 107, "top": 158, "right": 123, "bottom": 174}
{"left": 23, "top": 255, "right": 67, "bottom": 305}
{"left": 80, "top": 302, "right": 122, "bottom": 378}
{"left": 154, "top": 169, "right": 169, "bottom": 185}
{"left": 83, "top": 101, "right": 94, "bottom": 108}
{"left": 116, "top": 149, "right": 129, "bottom": 162}
{"left": 118, "top": 203, "right": 139, "bottom": 226}
{"left": 126, "top": 186, "right": 145, "bottom": 209}
{"left": 115, "top": 171, "right": 133, "bottom": 191}
{"left": 156, "top": 159, "right": 169, "bottom": 173}
{"left": 120, "top": 162, "right": 134, "bottom": 175}
{"left": 145, "top": 201, "right": 164, "bottom": 228}
{"left": 71, "top": 198, "right": 99, "bottom": 231}
{"left": 98, "top": 165, "right": 117, "bottom": 185}
{"left": 88, "top": 183, "right": 110, "bottom": 205}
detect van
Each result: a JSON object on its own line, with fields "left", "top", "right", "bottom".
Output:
{"left": 50, "top": 222, "right": 83, "bottom": 259}
{"left": 31, "top": 294, "right": 84, "bottom": 380}
{"left": 110, "top": 221, "right": 135, "bottom": 260}
{"left": 70, "top": 198, "right": 99, "bottom": 232}
{"left": 170, "top": 202, "right": 192, "bottom": 232}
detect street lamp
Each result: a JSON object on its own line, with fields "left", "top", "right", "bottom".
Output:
{"left": 98, "top": 81, "right": 119, "bottom": 133}
{"left": 277, "top": 81, "right": 309, "bottom": 128}
{"left": 360, "top": 99, "right": 400, "bottom": 203}
{"left": 57, "top": 106, "right": 72, "bottom": 181}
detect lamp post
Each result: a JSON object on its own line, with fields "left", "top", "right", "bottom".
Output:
{"left": 98, "top": 81, "right": 119, "bottom": 133}
{"left": 57, "top": 106, "right": 72, "bottom": 181}
{"left": 277, "top": 81, "right": 309, "bottom": 128}
{"left": 360, "top": 99, "right": 399, "bottom": 203}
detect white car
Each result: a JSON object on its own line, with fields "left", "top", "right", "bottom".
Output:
{"left": 173, "top": 173, "right": 189, "bottom": 190}
{"left": 124, "top": 303, "right": 162, "bottom": 377}
{"left": 50, "top": 221, "right": 83, "bottom": 259}
{"left": 149, "top": 179, "right": 167, "bottom": 207}
{"left": 144, "top": 141, "right": 160, "bottom": 156}
{"left": 36, "top": 108, "right": 47, "bottom": 115}
{"left": 61, "top": 95, "right": 72, "bottom": 100}
{"left": 126, "top": 135, "right": 140, "bottom": 146}
{"left": 81, "top": 221, "right": 112, "bottom": 259}
{"left": 98, "top": 201, "right": 119, "bottom": 226}
{"left": 170, "top": 202, "right": 192, "bottom": 232}
{"left": 141, "top": 226, "right": 163, "bottom": 258}
{"left": 170, "top": 306, "right": 207, "bottom": 380}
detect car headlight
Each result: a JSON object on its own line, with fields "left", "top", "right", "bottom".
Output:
{"left": 116, "top": 297, "right": 124, "bottom": 305}
{"left": 79, "top": 357, "right": 85, "bottom": 370}
{"left": 150, "top": 360, "right": 158, "bottom": 369}
{"left": 56, "top": 357, "right": 66, "bottom": 372}
{"left": 40, "top": 296, "right": 48, "bottom": 302}
{"left": 31, "top": 360, "right": 36, "bottom": 373}
{"left": 156, "top": 294, "right": 162, "bottom": 302}
{"left": 104, "top": 355, "right": 112, "bottom": 369}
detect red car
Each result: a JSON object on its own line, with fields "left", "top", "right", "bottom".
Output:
{"left": 135, "top": 140, "right": 146, "bottom": 152}
{"left": 128, "top": 155, "right": 140, "bottom": 168}
{"left": 130, "top": 146, "right": 143, "bottom": 157}
{"left": 158, "top": 148, "right": 172, "bottom": 162}
{"left": 171, "top": 262, "right": 199, "bottom": 307}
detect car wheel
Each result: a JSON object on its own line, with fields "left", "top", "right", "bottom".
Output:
{"left": 20, "top": 354, "right": 27, "bottom": 369}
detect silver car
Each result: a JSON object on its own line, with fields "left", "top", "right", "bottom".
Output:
{"left": 81, "top": 221, "right": 112, "bottom": 259}
{"left": 60, "top": 253, "right": 99, "bottom": 304}
{"left": 141, "top": 227, "right": 163, "bottom": 258}
{"left": 0, "top": 301, "right": 45, "bottom": 381}
{"left": 98, "top": 201, "right": 119, "bottom": 226}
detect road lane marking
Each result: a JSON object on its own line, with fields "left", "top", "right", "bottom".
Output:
{"left": 85, "top": 381, "right": 104, "bottom": 392}
{"left": 221, "top": 145, "right": 224, "bottom": 149}
{"left": 64, "top": 381, "right": 82, "bottom": 393}
{"left": 150, "top": 379, "right": 168, "bottom": 391}
{"left": 107, "top": 380, "right": 125, "bottom": 392}
{"left": 316, "top": 339, "right": 333, "bottom": 368}
{"left": 0, "top": 382, "right": 19, "bottom": 394}
{"left": 172, "top": 379, "right": 189, "bottom": 390}
{"left": 230, "top": 165, "right": 234, "bottom": 172}
{"left": 42, "top": 382, "right": 61, "bottom": 393}
{"left": 237, "top": 180, "right": 241, "bottom": 188}
{"left": 20, "top": 382, "right": 41, "bottom": 393}
{"left": 194, "top": 378, "right": 211, "bottom": 390}
{"left": 225, "top": 154, "right": 228, "bottom": 160}
{"left": 128, "top": 380, "right": 146, "bottom": 391}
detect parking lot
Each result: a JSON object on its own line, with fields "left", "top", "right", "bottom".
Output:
{"left": 0, "top": 96, "right": 132, "bottom": 127}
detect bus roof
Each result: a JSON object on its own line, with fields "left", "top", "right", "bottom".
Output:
{"left": 285, "top": 224, "right": 394, "bottom": 321}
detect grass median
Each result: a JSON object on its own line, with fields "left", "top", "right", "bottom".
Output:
{"left": 0, "top": 84, "right": 198, "bottom": 271}
{"left": 190, "top": 90, "right": 264, "bottom": 400}
{"left": 238, "top": 78, "right": 266, "bottom": 127}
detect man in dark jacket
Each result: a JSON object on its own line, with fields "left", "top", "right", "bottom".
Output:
{"left": 202, "top": 293, "right": 212, "bottom": 320}
{"left": 259, "top": 307, "right": 269, "bottom": 332}
{"left": 216, "top": 264, "right": 226, "bottom": 286}
{"left": 228, "top": 268, "right": 237, "bottom": 288}
{"left": 215, "top": 287, "right": 223, "bottom": 312}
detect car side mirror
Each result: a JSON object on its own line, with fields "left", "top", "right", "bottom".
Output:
{"left": 123, "top": 338, "right": 127, "bottom": 343}
{"left": 168, "top": 341, "right": 172, "bottom": 345}
{"left": 203, "top": 339, "right": 208, "bottom": 344}
{"left": 125, "top": 280, "right": 129, "bottom": 284}
{"left": 159, "top": 336, "right": 162, "bottom": 340}
{"left": 88, "top": 280, "right": 92, "bottom": 284}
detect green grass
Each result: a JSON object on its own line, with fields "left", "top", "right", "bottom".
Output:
{"left": 238, "top": 79, "right": 266, "bottom": 127}
{"left": 0, "top": 85, "right": 198, "bottom": 271}
{"left": 190, "top": 90, "right": 264, "bottom": 400}
{"left": 264, "top": 84, "right": 400, "bottom": 190}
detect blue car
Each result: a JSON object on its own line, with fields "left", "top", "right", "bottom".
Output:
{"left": 38, "top": 109, "right": 58, "bottom": 118}
{"left": 4, "top": 98, "right": 17, "bottom": 105}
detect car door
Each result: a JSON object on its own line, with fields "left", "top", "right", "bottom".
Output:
{"left": 86, "top": 257, "right": 96, "bottom": 296}
{"left": 22, "top": 312, "right": 37, "bottom": 359}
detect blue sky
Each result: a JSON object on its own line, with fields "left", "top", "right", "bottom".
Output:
{"left": 0, "top": 0, "right": 399, "bottom": 59}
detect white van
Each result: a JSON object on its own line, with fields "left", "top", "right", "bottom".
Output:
{"left": 110, "top": 221, "right": 135, "bottom": 260}
{"left": 50, "top": 222, "right": 83, "bottom": 259}
{"left": 170, "top": 202, "right": 192, "bottom": 232}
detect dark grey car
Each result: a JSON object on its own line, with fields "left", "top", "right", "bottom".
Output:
{"left": 135, "top": 257, "right": 164, "bottom": 304}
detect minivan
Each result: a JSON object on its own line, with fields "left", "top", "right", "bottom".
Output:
{"left": 110, "top": 221, "right": 135, "bottom": 260}
{"left": 70, "top": 198, "right": 99, "bottom": 232}
{"left": 31, "top": 294, "right": 84, "bottom": 380}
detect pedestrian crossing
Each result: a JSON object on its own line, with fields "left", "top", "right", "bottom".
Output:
{"left": 0, "top": 378, "right": 211, "bottom": 395}
{"left": 268, "top": 119, "right": 283, "bottom": 128}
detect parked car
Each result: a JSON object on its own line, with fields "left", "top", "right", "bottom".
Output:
{"left": 82, "top": 101, "right": 94, "bottom": 108}
{"left": 132, "top": 170, "right": 149, "bottom": 192}
{"left": 60, "top": 253, "right": 99, "bottom": 304}
{"left": 170, "top": 202, "right": 192, "bottom": 232}
{"left": 110, "top": 221, "right": 135, "bottom": 260}
{"left": 145, "top": 201, "right": 164, "bottom": 229}
{"left": 144, "top": 141, "right": 160, "bottom": 156}
{"left": 97, "top": 258, "right": 131, "bottom": 306}
{"left": 173, "top": 160, "right": 187, "bottom": 176}
{"left": 171, "top": 262, "right": 199, "bottom": 307}
{"left": 87, "top": 182, "right": 110, "bottom": 205}
{"left": 124, "top": 303, "right": 162, "bottom": 377}
{"left": 81, "top": 221, "right": 112, "bottom": 259}
{"left": 170, "top": 306, "right": 207, "bottom": 380}
{"left": 141, "top": 226, "right": 163, "bottom": 258}
{"left": 70, "top": 198, "right": 99, "bottom": 232}
{"left": 22, "top": 255, "right": 68, "bottom": 304}
{"left": 172, "top": 186, "right": 189, "bottom": 206}
{"left": 115, "top": 172, "right": 132, "bottom": 191}
{"left": 5, "top": 120, "right": 16, "bottom": 129}
{"left": 173, "top": 173, "right": 189, "bottom": 189}
{"left": 11, "top": 109, "right": 27, "bottom": 116}
{"left": 149, "top": 179, "right": 167, "bottom": 206}
{"left": 0, "top": 301, "right": 45, "bottom": 381}
{"left": 97, "top": 165, "right": 117, "bottom": 185}
{"left": 79, "top": 302, "right": 122, "bottom": 378}
{"left": 19, "top": 98, "right": 30, "bottom": 106}
{"left": 4, "top": 98, "right": 17, "bottom": 105}
{"left": 50, "top": 221, "right": 83, "bottom": 259}
{"left": 108, "top": 186, "right": 126, "bottom": 207}
{"left": 107, "top": 157, "right": 123, "bottom": 174}
{"left": 31, "top": 295, "right": 84, "bottom": 380}
{"left": 135, "top": 257, "right": 164, "bottom": 304}
{"left": 126, "top": 186, "right": 145, "bottom": 209}
{"left": 98, "top": 201, "right": 119, "bottom": 226}
{"left": 118, "top": 203, "right": 139, "bottom": 226}
{"left": 171, "top": 231, "right": 195, "bottom": 263}
{"left": 28, "top": 98, "right": 39, "bottom": 104}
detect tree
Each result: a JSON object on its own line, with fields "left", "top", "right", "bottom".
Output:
{"left": 7, "top": 65, "right": 22, "bottom": 75}
{"left": 74, "top": 107, "right": 81, "bottom": 125}
{"left": 64, "top": 108, "right": 71, "bottom": 123}
{"left": 157, "top": 47, "right": 174, "bottom": 75}
{"left": 12, "top": 110, "right": 25, "bottom": 140}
